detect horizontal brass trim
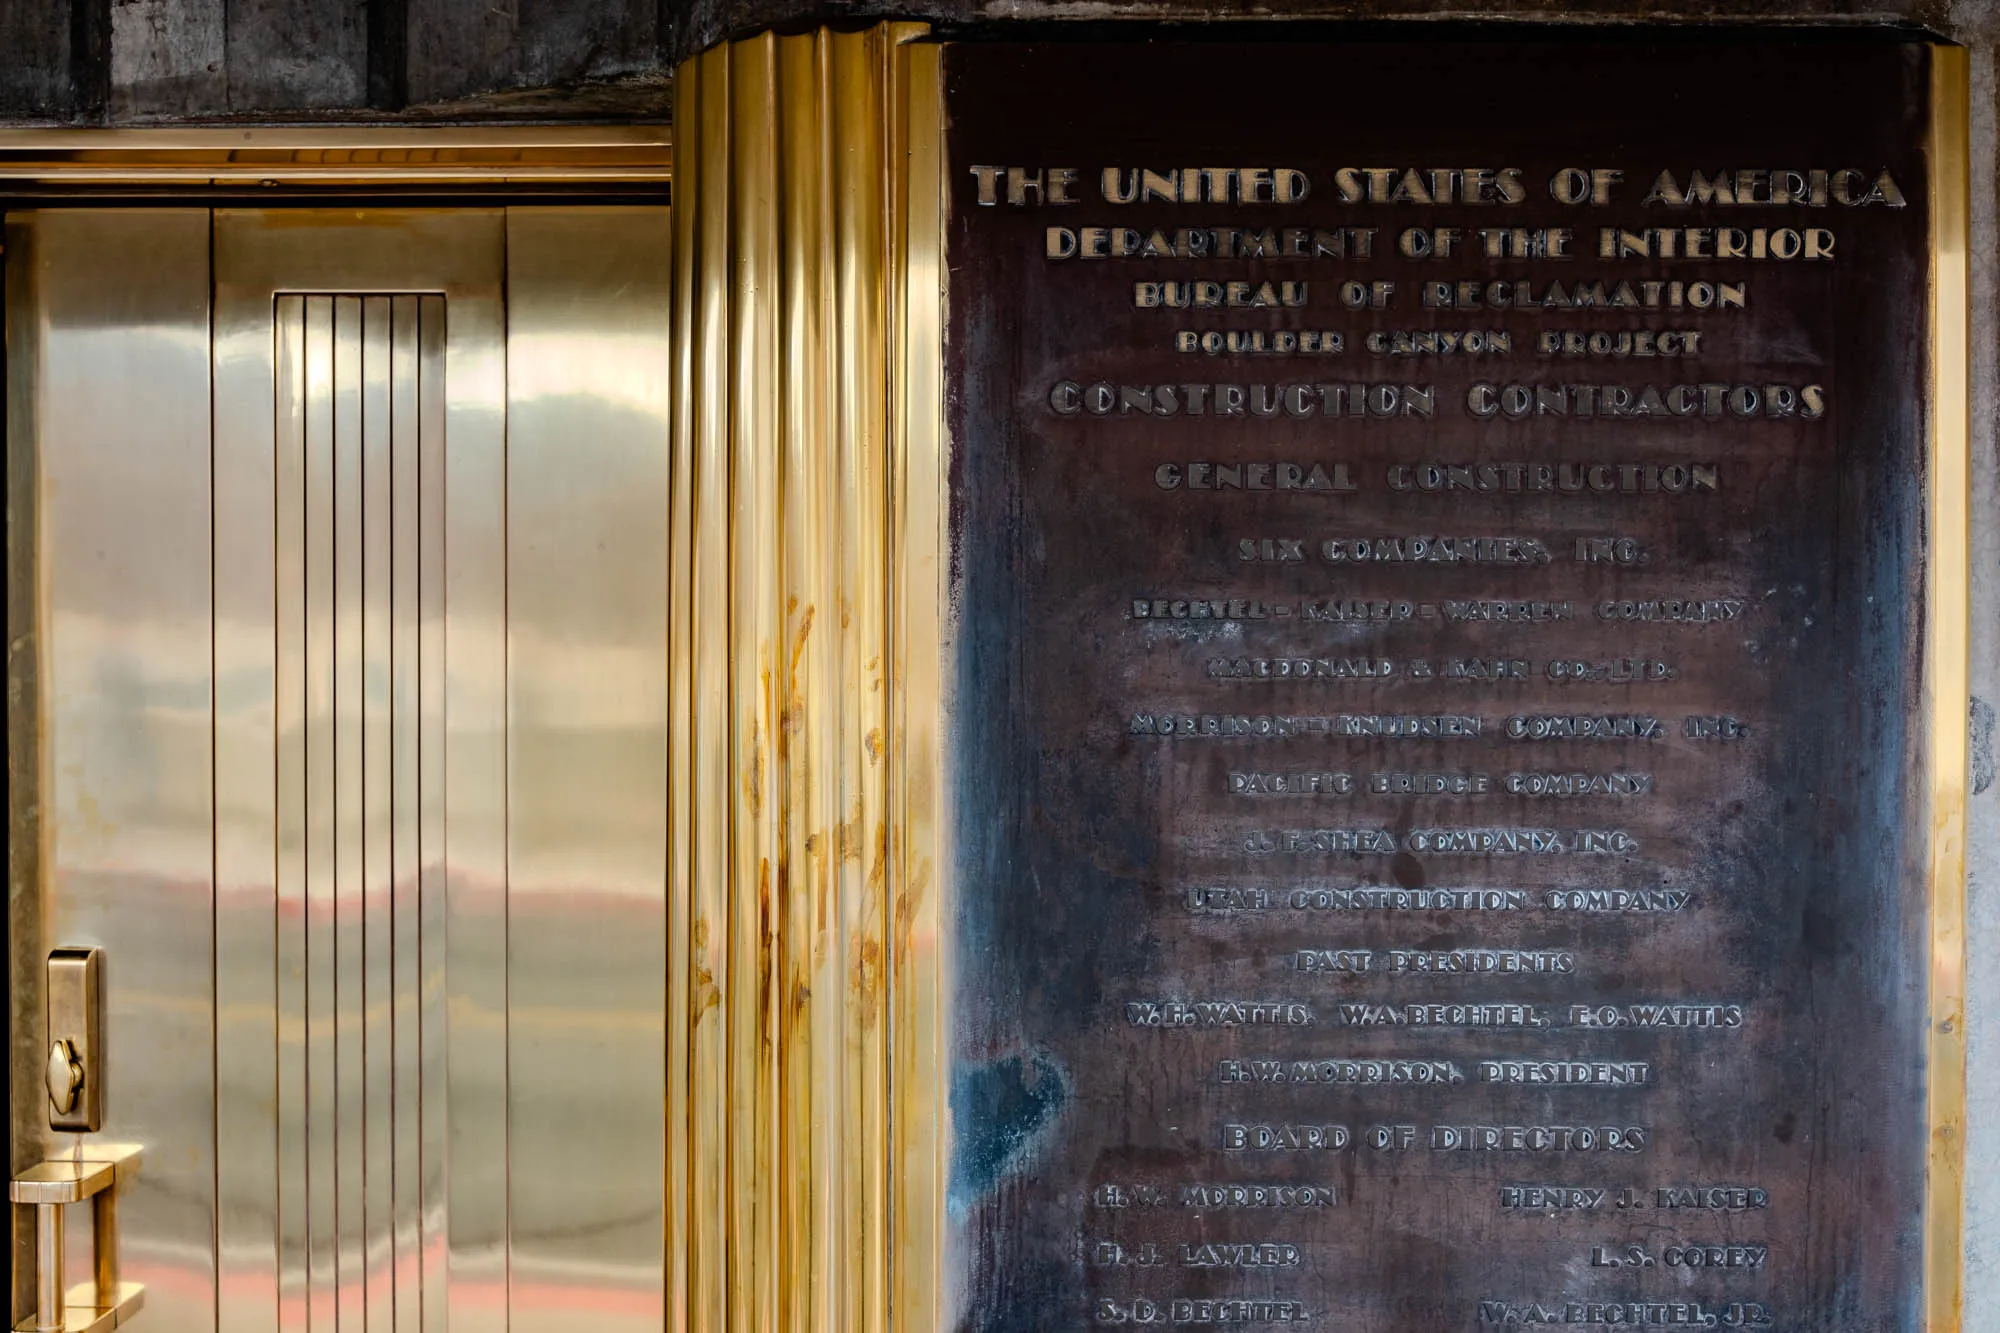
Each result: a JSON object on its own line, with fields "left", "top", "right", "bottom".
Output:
{"left": 10, "top": 1160, "right": 114, "bottom": 1207}
{"left": 0, "top": 127, "right": 672, "bottom": 185}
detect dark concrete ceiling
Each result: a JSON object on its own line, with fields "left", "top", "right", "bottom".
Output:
{"left": 0, "top": 0, "right": 1984, "bottom": 125}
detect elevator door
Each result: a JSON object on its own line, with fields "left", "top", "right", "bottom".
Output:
{"left": 8, "top": 207, "right": 673, "bottom": 1333}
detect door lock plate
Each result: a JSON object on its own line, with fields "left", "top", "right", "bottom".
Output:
{"left": 46, "top": 949, "right": 102, "bottom": 1132}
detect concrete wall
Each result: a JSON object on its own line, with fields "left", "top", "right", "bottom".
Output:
{"left": 1954, "top": 9, "right": 2000, "bottom": 1326}
{"left": 0, "top": 0, "right": 674, "bottom": 121}
{"left": 2, "top": 0, "right": 1997, "bottom": 1320}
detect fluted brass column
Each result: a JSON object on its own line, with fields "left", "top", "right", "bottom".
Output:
{"left": 670, "top": 25, "right": 947, "bottom": 1333}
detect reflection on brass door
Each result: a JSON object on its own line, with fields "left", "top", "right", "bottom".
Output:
{"left": 7, "top": 207, "right": 218, "bottom": 1333}
{"left": 270, "top": 294, "right": 445, "bottom": 1332}
{"left": 213, "top": 211, "right": 510, "bottom": 1333}
{"left": 14, "top": 205, "right": 673, "bottom": 1333}
{"left": 211, "top": 208, "right": 672, "bottom": 1333}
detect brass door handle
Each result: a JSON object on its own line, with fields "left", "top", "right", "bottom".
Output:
{"left": 45, "top": 1040, "right": 84, "bottom": 1116}
{"left": 9, "top": 1146, "right": 144, "bottom": 1333}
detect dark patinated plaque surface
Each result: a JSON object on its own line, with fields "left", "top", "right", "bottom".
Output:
{"left": 944, "top": 39, "right": 1938, "bottom": 1333}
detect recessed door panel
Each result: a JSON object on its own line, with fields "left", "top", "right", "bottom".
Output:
{"left": 214, "top": 208, "right": 511, "bottom": 1333}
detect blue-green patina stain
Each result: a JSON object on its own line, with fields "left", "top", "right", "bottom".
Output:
{"left": 947, "top": 1051, "right": 1069, "bottom": 1215}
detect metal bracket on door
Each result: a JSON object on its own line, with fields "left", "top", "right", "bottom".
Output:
{"left": 9, "top": 1145, "right": 145, "bottom": 1333}
{"left": 13, "top": 949, "right": 143, "bottom": 1331}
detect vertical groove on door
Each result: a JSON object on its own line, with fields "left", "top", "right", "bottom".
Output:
{"left": 264, "top": 292, "right": 449, "bottom": 1333}
{"left": 333, "top": 294, "right": 368, "bottom": 1333}
{"left": 415, "top": 294, "right": 449, "bottom": 1333}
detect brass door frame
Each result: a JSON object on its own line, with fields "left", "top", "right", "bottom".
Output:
{"left": 0, "top": 126, "right": 672, "bottom": 189}
{"left": 1925, "top": 44, "right": 1973, "bottom": 1333}
{"left": 0, "top": 124, "right": 683, "bottom": 1333}
{"left": 7, "top": 200, "right": 682, "bottom": 1332}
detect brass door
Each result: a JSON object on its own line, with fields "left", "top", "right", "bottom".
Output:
{"left": 8, "top": 206, "right": 673, "bottom": 1333}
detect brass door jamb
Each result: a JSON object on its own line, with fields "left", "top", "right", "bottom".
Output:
{"left": 0, "top": 126, "right": 671, "bottom": 187}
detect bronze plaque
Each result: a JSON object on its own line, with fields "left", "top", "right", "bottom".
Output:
{"left": 943, "top": 38, "right": 1944, "bottom": 1332}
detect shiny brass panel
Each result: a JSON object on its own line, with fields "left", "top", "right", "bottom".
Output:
{"left": 413, "top": 293, "right": 449, "bottom": 1333}
{"left": 437, "top": 237, "right": 511, "bottom": 1333}
{"left": 670, "top": 25, "right": 949, "bottom": 1330}
{"left": 1926, "top": 43, "right": 1973, "bottom": 1333}
{"left": 6, "top": 207, "right": 217, "bottom": 1333}
{"left": 213, "top": 209, "right": 510, "bottom": 1333}
{"left": 680, "top": 49, "right": 733, "bottom": 1333}
{"left": 0, "top": 127, "right": 671, "bottom": 186}
{"left": 771, "top": 34, "right": 837, "bottom": 1332}
{"left": 726, "top": 38, "right": 782, "bottom": 1333}
{"left": 384, "top": 292, "right": 424, "bottom": 1333}
{"left": 502, "top": 206, "right": 672, "bottom": 1333}
{"left": 822, "top": 37, "right": 891, "bottom": 1333}
{"left": 889, "top": 35, "right": 948, "bottom": 1333}
{"left": 206, "top": 204, "right": 674, "bottom": 1333}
